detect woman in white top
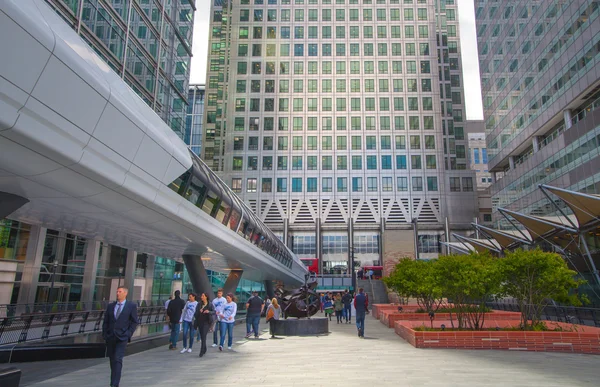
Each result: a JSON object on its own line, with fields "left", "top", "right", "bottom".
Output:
{"left": 180, "top": 293, "right": 198, "bottom": 353}
{"left": 266, "top": 298, "right": 282, "bottom": 339}
{"left": 217, "top": 293, "right": 237, "bottom": 350}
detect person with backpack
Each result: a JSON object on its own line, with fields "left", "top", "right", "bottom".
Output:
{"left": 354, "top": 288, "right": 369, "bottom": 338}
{"left": 166, "top": 290, "right": 186, "bottom": 350}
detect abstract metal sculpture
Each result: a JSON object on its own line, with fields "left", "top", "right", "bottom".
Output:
{"left": 275, "top": 273, "right": 321, "bottom": 318}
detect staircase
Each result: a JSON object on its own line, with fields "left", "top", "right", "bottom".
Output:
{"left": 356, "top": 279, "right": 389, "bottom": 305}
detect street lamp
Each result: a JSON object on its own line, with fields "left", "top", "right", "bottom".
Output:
{"left": 349, "top": 247, "right": 356, "bottom": 292}
{"left": 158, "top": 272, "right": 164, "bottom": 302}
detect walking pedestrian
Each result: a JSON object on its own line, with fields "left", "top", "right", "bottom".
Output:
{"left": 334, "top": 293, "right": 344, "bottom": 324}
{"left": 193, "top": 292, "right": 215, "bottom": 358}
{"left": 102, "top": 286, "right": 138, "bottom": 387}
{"left": 211, "top": 288, "right": 227, "bottom": 348}
{"left": 266, "top": 298, "right": 281, "bottom": 338}
{"left": 245, "top": 290, "right": 264, "bottom": 338}
{"left": 218, "top": 293, "right": 237, "bottom": 350}
{"left": 319, "top": 293, "right": 325, "bottom": 313}
{"left": 342, "top": 289, "right": 353, "bottom": 323}
{"left": 166, "top": 290, "right": 186, "bottom": 350}
{"left": 323, "top": 292, "right": 334, "bottom": 321}
{"left": 354, "top": 288, "right": 368, "bottom": 338}
{"left": 180, "top": 293, "right": 198, "bottom": 353}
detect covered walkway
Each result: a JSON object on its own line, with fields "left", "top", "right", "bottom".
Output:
{"left": 14, "top": 315, "right": 599, "bottom": 387}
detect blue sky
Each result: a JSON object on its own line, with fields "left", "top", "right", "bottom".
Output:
{"left": 189, "top": 0, "right": 483, "bottom": 120}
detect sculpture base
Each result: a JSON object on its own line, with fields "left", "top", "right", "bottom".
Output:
{"left": 272, "top": 317, "right": 329, "bottom": 336}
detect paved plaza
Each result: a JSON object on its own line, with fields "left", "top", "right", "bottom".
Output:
{"left": 15, "top": 315, "right": 600, "bottom": 387}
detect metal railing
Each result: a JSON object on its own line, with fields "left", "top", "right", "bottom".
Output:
{"left": 0, "top": 305, "right": 169, "bottom": 346}
{"left": 486, "top": 301, "right": 600, "bottom": 327}
{"left": 0, "top": 300, "right": 172, "bottom": 319}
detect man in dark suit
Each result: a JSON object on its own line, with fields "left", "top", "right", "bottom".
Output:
{"left": 103, "top": 286, "right": 138, "bottom": 387}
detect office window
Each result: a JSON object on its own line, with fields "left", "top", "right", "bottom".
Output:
{"left": 426, "top": 155, "right": 436, "bottom": 169}
{"left": 322, "top": 177, "right": 333, "bottom": 192}
{"left": 278, "top": 136, "right": 288, "bottom": 150}
{"left": 352, "top": 177, "right": 362, "bottom": 192}
{"left": 322, "top": 156, "right": 333, "bottom": 170}
{"left": 410, "top": 135, "right": 420, "bottom": 149}
{"left": 366, "top": 136, "right": 377, "bottom": 150}
{"left": 412, "top": 177, "right": 423, "bottom": 191}
{"left": 233, "top": 156, "right": 243, "bottom": 171}
{"left": 337, "top": 136, "right": 347, "bottom": 150}
{"left": 352, "top": 155, "right": 362, "bottom": 170}
{"left": 411, "top": 155, "right": 422, "bottom": 169}
{"left": 292, "top": 155, "right": 303, "bottom": 170}
{"left": 307, "top": 156, "right": 317, "bottom": 170}
{"left": 263, "top": 136, "right": 273, "bottom": 150}
{"left": 367, "top": 177, "right": 378, "bottom": 191}
{"left": 292, "top": 178, "right": 302, "bottom": 192}
{"left": 232, "top": 178, "right": 242, "bottom": 193}
{"left": 337, "top": 177, "right": 347, "bottom": 192}
{"left": 462, "top": 177, "right": 473, "bottom": 192}
{"left": 278, "top": 117, "right": 288, "bottom": 131}
{"left": 397, "top": 177, "right": 408, "bottom": 191}
{"left": 473, "top": 148, "right": 480, "bottom": 164}
{"left": 449, "top": 177, "right": 460, "bottom": 192}
{"left": 396, "top": 155, "right": 407, "bottom": 169}
{"left": 427, "top": 176, "right": 437, "bottom": 191}
{"left": 337, "top": 155, "right": 347, "bottom": 170}
{"left": 381, "top": 155, "right": 392, "bottom": 169}
{"left": 277, "top": 178, "right": 287, "bottom": 192}
{"left": 323, "top": 117, "right": 332, "bottom": 131}
{"left": 394, "top": 116, "right": 405, "bottom": 130}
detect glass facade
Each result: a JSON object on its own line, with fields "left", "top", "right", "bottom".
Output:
{"left": 203, "top": 0, "right": 476, "bottom": 263}
{"left": 476, "top": 0, "right": 600, "bottom": 227}
{"left": 185, "top": 84, "right": 205, "bottom": 155}
{"left": 45, "top": 0, "right": 195, "bottom": 138}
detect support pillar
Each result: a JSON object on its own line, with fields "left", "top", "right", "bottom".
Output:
{"left": 580, "top": 235, "right": 600, "bottom": 286}
{"left": 315, "top": 218, "right": 322, "bottom": 273}
{"left": 17, "top": 225, "right": 47, "bottom": 308}
{"left": 283, "top": 218, "right": 289, "bottom": 247}
{"left": 564, "top": 109, "right": 573, "bottom": 129}
{"left": 379, "top": 218, "right": 385, "bottom": 265}
{"left": 508, "top": 156, "right": 516, "bottom": 170}
{"left": 445, "top": 217, "right": 451, "bottom": 256}
{"left": 182, "top": 254, "right": 215, "bottom": 300}
{"left": 222, "top": 269, "right": 243, "bottom": 296}
{"left": 348, "top": 220, "right": 355, "bottom": 291}
{"left": 412, "top": 218, "right": 420, "bottom": 260}
{"left": 264, "top": 280, "right": 275, "bottom": 299}
{"left": 124, "top": 249, "right": 136, "bottom": 300}
{"left": 81, "top": 240, "right": 101, "bottom": 307}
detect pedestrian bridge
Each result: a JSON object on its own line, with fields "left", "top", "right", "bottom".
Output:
{"left": 0, "top": 0, "right": 307, "bottom": 289}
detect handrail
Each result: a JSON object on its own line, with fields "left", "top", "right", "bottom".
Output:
{"left": 0, "top": 305, "right": 169, "bottom": 346}
{"left": 486, "top": 301, "right": 600, "bottom": 327}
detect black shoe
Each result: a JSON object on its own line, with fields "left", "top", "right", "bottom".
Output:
{"left": 199, "top": 353, "right": 204, "bottom": 357}
{"left": 168, "top": 344, "right": 173, "bottom": 349}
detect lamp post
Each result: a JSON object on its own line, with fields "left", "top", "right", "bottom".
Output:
{"left": 349, "top": 247, "right": 356, "bottom": 292}
{"left": 49, "top": 260, "right": 59, "bottom": 308}
{"left": 158, "top": 272, "right": 164, "bottom": 302}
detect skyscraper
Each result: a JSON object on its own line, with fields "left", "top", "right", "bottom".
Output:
{"left": 186, "top": 84, "right": 206, "bottom": 156}
{"left": 45, "top": 0, "right": 195, "bottom": 138}
{"left": 204, "top": 0, "right": 476, "bottom": 271}
{"left": 477, "top": 0, "right": 600, "bottom": 227}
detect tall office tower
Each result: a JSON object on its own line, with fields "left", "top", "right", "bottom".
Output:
{"left": 476, "top": 1, "right": 600, "bottom": 227}
{"left": 45, "top": 0, "right": 196, "bottom": 138}
{"left": 204, "top": 0, "right": 476, "bottom": 271}
{"left": 186, "top": 84, "right": 206, "bottom": 156}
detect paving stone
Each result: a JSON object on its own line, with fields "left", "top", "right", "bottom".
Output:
{"left": 13, "top": 315, "right": 600, "bottom": 386}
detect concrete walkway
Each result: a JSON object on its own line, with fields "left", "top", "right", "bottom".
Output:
{"left": 15, "top": 314, "right": 600, "bottom": 387}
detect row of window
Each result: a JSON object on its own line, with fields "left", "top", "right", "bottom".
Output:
{"left": 234, "top": 96, "right": 435, "bottom": 112}
{"left": 237, "top": 25, "right": 431, "bottom": 40}
{"left": 237, "top": 42, "right": 431, "bottom": 59}
{"left": 471, "top": 148, "right": 488, "bottom": 164}
{"left": 236, "top": 78, "right": 436, "bottom": 93}
{"left": 232, "top": 176, "right": 447, "bottom": 193}
{"left": 234, "top": 59, "right": 458, "bottom": 75}
{"left": 233, "top": 134, "right": 436, "bottom": 151}
{"left": 239, "top": 7, "right": 431, "bottom": 23}
{"left": 231, "top": 116, "right": 437, "bottom": 131}
{"left": 232, "top": 154, "right": 438, "bottom": 171}
{"left": 239, "top": 0, "right": 436, "bottom": 5}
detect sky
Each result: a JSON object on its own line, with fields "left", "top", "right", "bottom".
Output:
{"left": 189, "top": 0, "right": 483, "bottom": 120}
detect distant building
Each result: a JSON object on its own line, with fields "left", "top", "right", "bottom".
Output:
{"left": 186, "top": 85, "right": 205, "bottom": 156}
{"left": 465, "top": 121, "right": 492, "bottom": 190}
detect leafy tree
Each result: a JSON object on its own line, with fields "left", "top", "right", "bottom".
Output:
{"left": 383, "top": 258, "right": 443, "bottom": 313}
{"left": 498, "top": 248, "right": 586, "bottom": 330}
{"left": 435, "top": 253, "right": 501, "bottom": 330}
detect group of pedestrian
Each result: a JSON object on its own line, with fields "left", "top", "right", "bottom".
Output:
{"left": 320, "top": 289, "right": 354, "bottom": 324}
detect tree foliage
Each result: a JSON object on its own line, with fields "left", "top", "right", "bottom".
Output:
{"left": 497, "top": 248, "right": 586, "bottom": 329}
{"left": 383, "top": 258, "right": 443, "bottom": 313}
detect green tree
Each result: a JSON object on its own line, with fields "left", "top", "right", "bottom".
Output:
{"left": 498, "top": 248, "right": 586, "bottom": 330}
{"left": 383, "top": 258, "right": 443, "bottom": 313}
{"left": 435, "top": 253, "right": 501, "bottom": 330}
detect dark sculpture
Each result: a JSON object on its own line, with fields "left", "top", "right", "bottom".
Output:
{"left": 275, "top": 274, "right": 321, "bottom": 318}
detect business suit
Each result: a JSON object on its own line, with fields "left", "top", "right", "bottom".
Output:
{"left": 103, "top": 301, "right": 138, "bottom": 387}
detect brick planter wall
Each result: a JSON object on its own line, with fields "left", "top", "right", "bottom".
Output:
{"left": 381, "top": 310, "right": 522, "bottom": 328}
{"left": 393, "top": 320, "right": 600, "bottom": 354}
{"left": 373, "top": 304, "right": 422, "bottom": 320}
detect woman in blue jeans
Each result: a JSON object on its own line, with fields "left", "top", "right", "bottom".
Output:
{"left": 218, "top": 293, "right": 237, "bottom": 350}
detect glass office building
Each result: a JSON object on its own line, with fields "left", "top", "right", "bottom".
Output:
{"left": 45, "top": 0, "right": 196, "bottom": 138}
{"left": 185, "top": 84, "right": 206, "bottom": 156}
{"left": 203, "top": 0, "right": 477, "bottom": 271}
{"left": 476, "top": 0, "right": 600, "bottom": 226}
